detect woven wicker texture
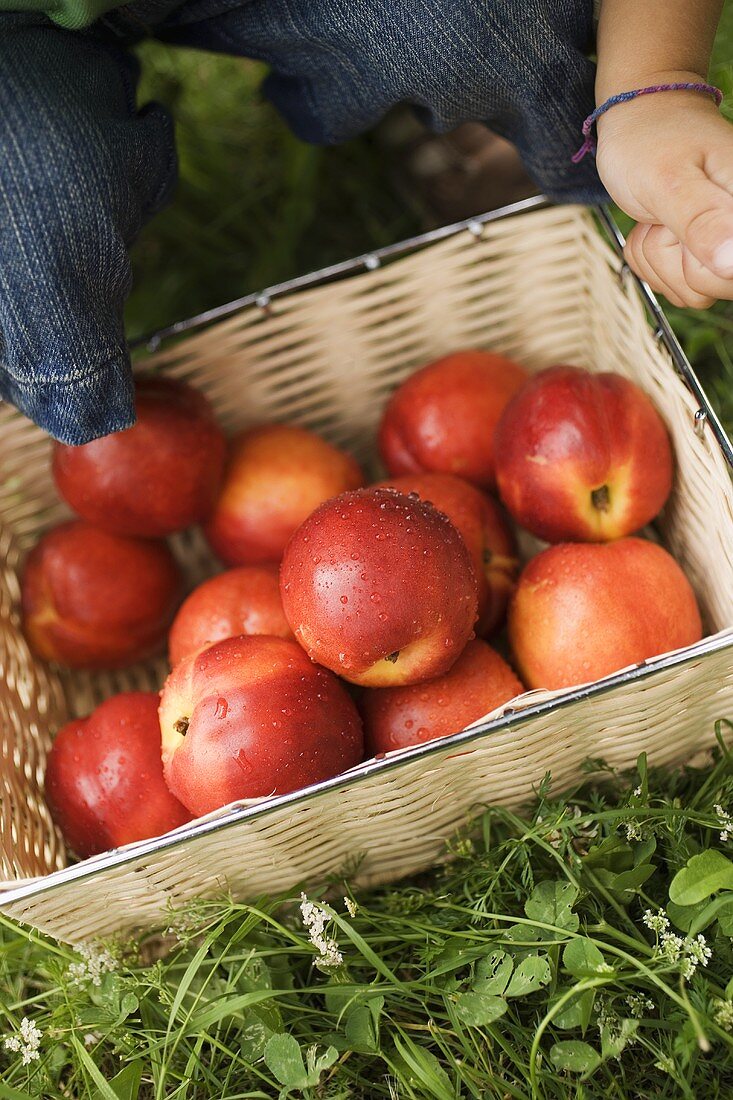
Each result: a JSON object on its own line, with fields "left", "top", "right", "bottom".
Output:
{"left": 1, "top": 203, "right": 732, "bottom": 943}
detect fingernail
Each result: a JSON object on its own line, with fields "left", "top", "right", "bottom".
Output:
{"left": 712, "top": 238, "right": 733, "bottom": 276}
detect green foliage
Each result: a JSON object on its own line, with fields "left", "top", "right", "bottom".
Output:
{"left": 3, "top": 733, "right": 733, "bottom": 1096}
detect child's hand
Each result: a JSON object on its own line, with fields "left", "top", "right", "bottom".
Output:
{"left": 595, "top": 79, "right": 733, "bottom": 309}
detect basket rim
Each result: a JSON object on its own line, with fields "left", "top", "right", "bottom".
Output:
{"left": 2, "top": 629, "right": 732, "bottom": 908}
{"left": 3, "top": 197, "right": 733, "bottom": 912}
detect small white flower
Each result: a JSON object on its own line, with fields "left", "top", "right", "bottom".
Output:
{"left": 83, "top": 1032, "right": 101, "bottom": 1047}
{"left": 642, "top": 909, "right": 670, "bottom": 935}
{"left": 344, "top": 896, "right": 357, "bottom": 918}
{"left": 715, "top": 804, "right": 733, "bottom": 843}
{"left": 67, "top": 942, "right": 118, "bottom": 987}
{"left": 625, "top": 821, "right": 642, "bottom": 841}
{"left": 713, "top": 999, "right": 733, "bottom": 1030}
{"left": 688, "top": 934, "right": 712, "bottom": 967}
{"left": 4, "top": 1017, "right": 42, "bottom": 1066}
{"left": 300, "top": 894, "right": 343, "bottom": 970}
{"left": 660, "top": 933, "right": 684, "bottom": 963}
{"left": 633, "top": 786, "right": 642, "bottom": 797}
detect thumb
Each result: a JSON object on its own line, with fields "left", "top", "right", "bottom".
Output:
{"left": 654, "top": 167, "right": 733, "bottom": 278}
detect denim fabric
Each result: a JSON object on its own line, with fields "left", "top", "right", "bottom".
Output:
{"left": 0, "top": 0, "right": 604, "bottom": 444}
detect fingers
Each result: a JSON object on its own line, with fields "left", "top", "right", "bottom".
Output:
{"left": 650, "top": 163, "right": 733, "bottom": 279}
{"left": 624, "top": 222, "right": 733, "bottom": 308}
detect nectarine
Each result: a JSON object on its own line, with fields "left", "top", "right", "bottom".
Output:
{"left": 45, "top": 692, "right": 191, "bottom": 858}
{"left": 22, "top": 521, "right": 183, "bottom": 669}
{"left": 362, "top": 639, "right": 523, "bottom": 753}
{"left": 169, "top": 564, "right": 292, "bottom": 666}
{"left": 52, "top": 376, "right": 226, "bottom": 538}
{"left": 159, "top": 635, "right": 364, "bottom": 816}
{"left": 378, "top": 349, "right": 528, "bottom": 488}
{"left": 375, "top": 473, "right": 518, "bottom": 635}
{"left": 205, "top": 423, "right": 364, "bottom": 566}
{"left": 508, "top": 537, "right": 702, "bottom": 690}
{"left": 280, "top": 487, "right": 479, "bottom": 687}
{"left": 494, "top": 365, "right": 673, "bottom": 542}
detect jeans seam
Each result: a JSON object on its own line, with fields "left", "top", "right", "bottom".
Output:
{"left": 5, "top": 353, "right": 129, "bottom": 389}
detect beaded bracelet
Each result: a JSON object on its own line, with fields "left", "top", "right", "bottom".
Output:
{"left": 572, "top": 82, "right": 724, "bottom": 163}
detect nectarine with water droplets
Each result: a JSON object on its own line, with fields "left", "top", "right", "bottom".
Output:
{"left": 280, "top": 487, "right": 479, "bottom": 687}
{"left": 362, "top": 639, "right": 524, "bottom": 753}
{"left": 159, "top": 635, "right": 364, "bottom": 816}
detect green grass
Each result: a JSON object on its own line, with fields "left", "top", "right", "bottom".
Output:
{"left": 5, "top": 741, "right": 733, "bottom": 1098}
{"left": 4, "top": 14, "right": 733, "bottom": 1100}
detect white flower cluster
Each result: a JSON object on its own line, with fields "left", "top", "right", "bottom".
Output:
{"left": 626, "top": 992, "right": 655, "bottom": 1018}
{"left": 300, "top": 894, "right": 343, "bottom": 970}
{"left": 4, "top": 1017, "right": 42, "bottom": 1066}
{"left": 642, "top": 910, "right": 712, "bottom": 980}
{"left": 715, "top": 803, "right": 733, "bottom": 843}
{"left": 713, "top": 998, "right": 733, "bottom": 1030}
{"left": 67, "top": 942, "right": 118, "bottom": 987}
{"left": 344, "top": 896, "right": 358, "bottom": 918}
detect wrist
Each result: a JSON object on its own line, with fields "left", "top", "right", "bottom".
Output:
{"left": 595, "top": 68, "right": 709, "bottom": 105}
{"left": 594, "top": 73, "right": 721, "bottom": 145}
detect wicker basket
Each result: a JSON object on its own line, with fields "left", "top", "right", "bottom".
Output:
{"left": 2, "top": 197, "right": 733, "bottom": 944}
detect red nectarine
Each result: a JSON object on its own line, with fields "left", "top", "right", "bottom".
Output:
{"left": 45, "top": 692, "right": 191, "bottom": 858}
{"left": 494, "top": 365, "right": 673, "bottom": 542}
{"left": 362, "top": 639, "right": 524, "bottom": 753}
{"left": 159, "top": 635, "right": 364, "bottom": 816}
{"left": 378, "top": 349, "right": 528, "bottom": 488}
{"left": 22, "top": 521, "right": 183, "bottom": 669}
{"left": 280, "top": 487, "right": 479, "bottom": 687}
{"left": 508, "top": 537, "right": 702, "bottom": 690}
{"left": 169, "top": 565, "right": 293, "bottom": 666}
{"left": 52, "top": 376, "right": 226, "bottom": 538}
{"left": 204, "top": 424, "right": 364, "bottom": 566}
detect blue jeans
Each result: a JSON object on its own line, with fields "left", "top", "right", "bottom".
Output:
{"left": 0, "top": 1, "right": 603, "bottom": 444}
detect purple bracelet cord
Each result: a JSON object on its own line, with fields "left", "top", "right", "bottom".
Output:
{"left": 572, "top": 82, "right": 724, "bottom": 163}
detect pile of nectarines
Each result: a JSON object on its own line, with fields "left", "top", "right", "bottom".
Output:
{"left": 25, "top": 351, "right": 702, "bottom": 860}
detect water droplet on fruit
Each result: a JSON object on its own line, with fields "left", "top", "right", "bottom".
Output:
{"left": 407, "top": 491, "right": 419, "bottom": 501}
{"left": 214, "top": 697, "right": 228, "bottom": 720}
{"left": 405, "top": 719, "right": 414, "bottom": 729}
{"left": 375, "top": 752, "right": 387, "bottom": 761}
{"left": 370, "top": 593, "right": 380, "bottom": 603}
{"left": 234, "top": 749, "right": 251, "bottom": 774}
{"left": 378, "top": 612, "right": 388, "bottom": 622}
{"left": 350, "top": 552, "right": 359, "bottom": 560}
{"left": 417, "top": 727, "right": 429, "bottom": 738}
{"left": 360, "top": 572, "right": 368, "bottom": 581}
{"left": 272, "top": 719, "right": 281, "bottom": 729}
{"left": 340, "top": 595, "right": 348, "bottom": 605}
{"left": 437, "top": 696, "right": 446, "bottom": 707}
{"left": 282, "top": 707, "right": 292, "bottom": 717}
{"left": 312, "top": 556, "right": 321, "bottom": 564}
{"left": 338, "top": 653, "right": 346, "bottom": 664}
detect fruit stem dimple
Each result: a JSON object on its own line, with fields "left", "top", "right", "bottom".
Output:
{"left": 591, "top": 485, "right": 610, "bottom": 512}
{"left": 174, "top": 717, "right": 190, "bottom": 736}
{"left": 384, "top": 651, "right": 400, "bottom": 664}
